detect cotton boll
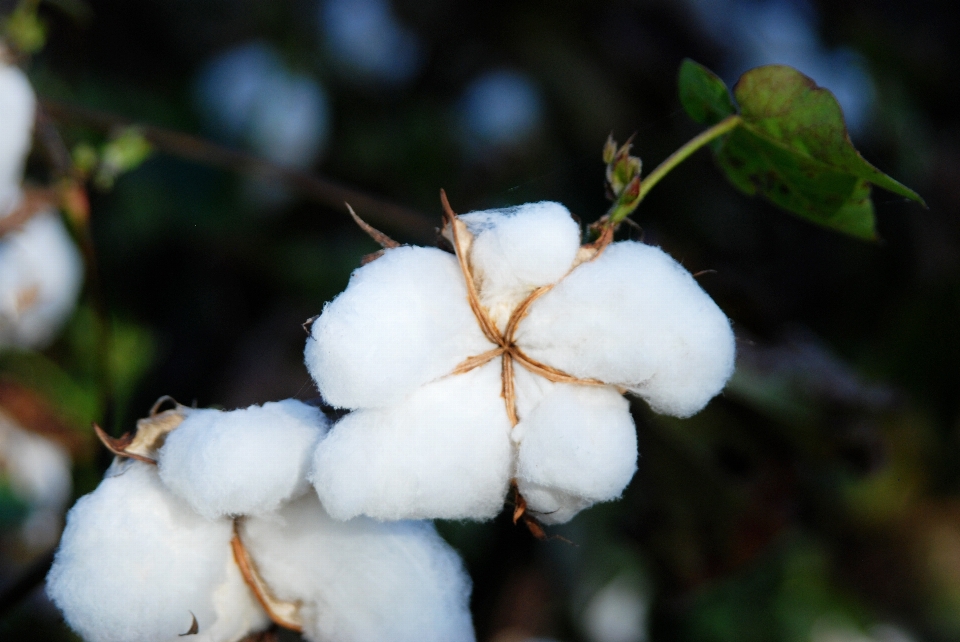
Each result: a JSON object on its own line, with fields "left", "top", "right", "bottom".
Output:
{"left": 514, "top": 385, "right": 637, "bottom": 525}
{"left": 241, "top": 494, "right": 476, "bottom": 642}
{"left": 460, "top": 202, "right": 580, "bottom": 329}
{"left": 517, "top": 241, "right": 735, "bottom": 417}
{"left": 306, "top": 246, "right": 494, "bottom": 409}
{"left": 0, "top": 59, "right": 35, "bottom": 213}
{"left": 0, "top": 210, "right": 84, "bottom": 350}
{"left": 158, "top": 400, "right": 329, "bottom": 519}
{"left": 0, "top": 409, "right": 72, "bottom": 548}
{"left": 312, "top": 360, "right": 513, "bottom": 521}
{"left": 46, "top": 462, "right": 269, "bottom": 642}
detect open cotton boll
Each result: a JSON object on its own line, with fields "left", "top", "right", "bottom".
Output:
{"left": 0, "top": 59, "right": 35, "bottom": 213}
{"left": 514, "top": 385, "right": 637, "bottom": 525}
{"left": 0, "top": 211, "right": 84, "bottom": 350}
{"left": 158, "top": 400, "right": 329, "bottom": 519}
{"left": 46, "top": 462, "right": 269, "bottom": 642}
{"left": 241, "top": 493, "right": 476, "bottom": 642}
{"left": 312, "top": 360, "right": 513, "bottom": 521}
{"left": 517, "top": 241, "right": 735, "bottom": 418}
{"left": 460, "top": 202, "right": 580, "bottom": 328}
{"left": 306, "top": 246, "right": 493, "bottom": 409}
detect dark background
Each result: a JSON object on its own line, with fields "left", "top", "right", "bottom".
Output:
{"left": 3, "top": 0, "right": 960, "bottom": 640}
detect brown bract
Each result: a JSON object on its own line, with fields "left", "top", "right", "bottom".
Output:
{"left": 93, "top": 397, "right": 189, "bottom": 465}
{"left": 232, "top": 520, "right": 304, "bottom": 632}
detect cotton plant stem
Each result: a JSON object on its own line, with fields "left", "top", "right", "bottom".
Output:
{"left": 611, "top": 114, "right": 742, "bottom": 224}
{"left": 40, "top": 99, "right": 437, "bottom": 242}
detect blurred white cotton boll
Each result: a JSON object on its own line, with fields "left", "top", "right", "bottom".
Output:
{"left": 46, "top": 462, "right": 269, "bottom": 642}
{"left": 241, "top": 493, "right": 476, "bottom": 642}
{"left": 0, "top": 57, "right": 35, "bottom": 213}
{"left": 582, "top": 576, "right": 649, "bottom": 642}
{"left": 461, "top": 202, "right": 581, "bottom": 327}
{"left": 319, "top": 0, "right": 423, "bottom": 87}
{"left": 0, "top": 409, "right": 72, "bottom": 549}
{"left": 306, "top": 246, "right": 494, "bottom": 409}
{"left": 194, "top": 42, "right": 330, "bottom": 168}
{"left": 0, "top": 211, "right": 84, "bottom": 350}
{"left": 158, "top": 400, "right": 329, "bottom": 519}
{"left": 459, "top": 70, "right": 544, "bottom": 153}
{"left": 517, "top": 241, "right": 736, "bottom": 418}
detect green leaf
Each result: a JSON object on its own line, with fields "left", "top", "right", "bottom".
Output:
{"left": 678, "top": 59, "right": 737, "bottom": 126}
{"left": 679, "top": 61, "right": 925, "bottom": 239}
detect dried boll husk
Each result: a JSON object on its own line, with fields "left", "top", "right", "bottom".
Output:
{"left": 240, "top": 493, "right": 476, "bottom": 642}
{"left": 158, "top": 400, "right": 329, "bottom": 519}
{"left": 305, "top": 200, "right": 735, "bottom": 524}
{"left": 46, "top": 462, "right": 270, "bottom": 642}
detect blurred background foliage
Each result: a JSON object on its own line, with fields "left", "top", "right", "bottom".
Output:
{"left": 1, "top": 0, "right": 958, "bottom": 641}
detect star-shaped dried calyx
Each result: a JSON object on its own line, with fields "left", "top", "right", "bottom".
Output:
{"left": 305, "top": 193, "right": 736, "bottom": 526}
{"left": 438, "top": 190, "right": 607, "bottom": 427}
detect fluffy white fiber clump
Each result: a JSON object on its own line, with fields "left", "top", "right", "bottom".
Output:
{"left": 0, "top": 55, "right": 84, "bottom": 350}
{"left": 305, "top": 246, "right": 492, "bottom": 408}
{"left": 46, "top": 462, "right": 269, "bottom": 642}
{"left": 158, "top": 400, "right": 329, "bottom": 518}
{"left": 312, "top": 361, "right": 513, "bottom": 521}
{"left": 241, "top": 493, "right": 476, "bottom": 642}
{"left": 306, "top": 200, "right": 735, "bottom": 524}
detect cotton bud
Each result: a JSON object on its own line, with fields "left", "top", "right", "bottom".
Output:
{"left": 306, "top": 199, "right": 735, "bottom": 524}
{"left": 46, "top": 461, "right": 270, "bottom": 642}
{"left": 158, "top": 400, "right": 329, "bottom": 519}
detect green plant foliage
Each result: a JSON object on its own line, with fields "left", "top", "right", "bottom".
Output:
{"left": 678, "top": 59, "right": 736, "bottom": 127}
{"left": 678, "top": 60, "right": 925, "bottom": 239}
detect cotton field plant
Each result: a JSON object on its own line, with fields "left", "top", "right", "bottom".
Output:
{"left": 0, "top": 8, "right": 935, "bottom": 642}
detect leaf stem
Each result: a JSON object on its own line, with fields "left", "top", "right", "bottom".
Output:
{"left": 613, "top": 115, "right": 741, "bottom": 223}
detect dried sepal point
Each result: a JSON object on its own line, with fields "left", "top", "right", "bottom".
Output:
{"left": 305, "top": 194, "right": 735, "bottom": 524}
{"left": 49, "top": 399, "right": 477, "bottom": 642}
{"left": 0, "top": 56, "right": 84, "bottom": 350}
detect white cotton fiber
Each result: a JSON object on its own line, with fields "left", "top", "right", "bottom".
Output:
{"left": 0, "top": 59, "right": 35, "bottom": 212}
{"left": 0, "top": 211, "right": 84, "bottom": 350}
{"left": 46, "top": 462, "right": 269, "bottom": 642}
{"left": 460, "top": 202, "right": 580, "bottom": 329}
{"left": 514, "top": 384, "right": 637, "bottom": 525}
{"left": 241, "top": 493, "right": 476, "bottom": 642}
{"left": 517, "top": 241, "right": 735, "bottom": 417}
{"left": 312, "top": 360, "right": 513, "bottom": 521}
{"left": 305, "top": 246, "right": 494, "bottom": 409}
{"left": 158, "top": 400, "right": 329, "bottom": 519}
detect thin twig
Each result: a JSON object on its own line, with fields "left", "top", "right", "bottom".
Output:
{"left": 40, "top": 99, "right": 436, "bottom": 242}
